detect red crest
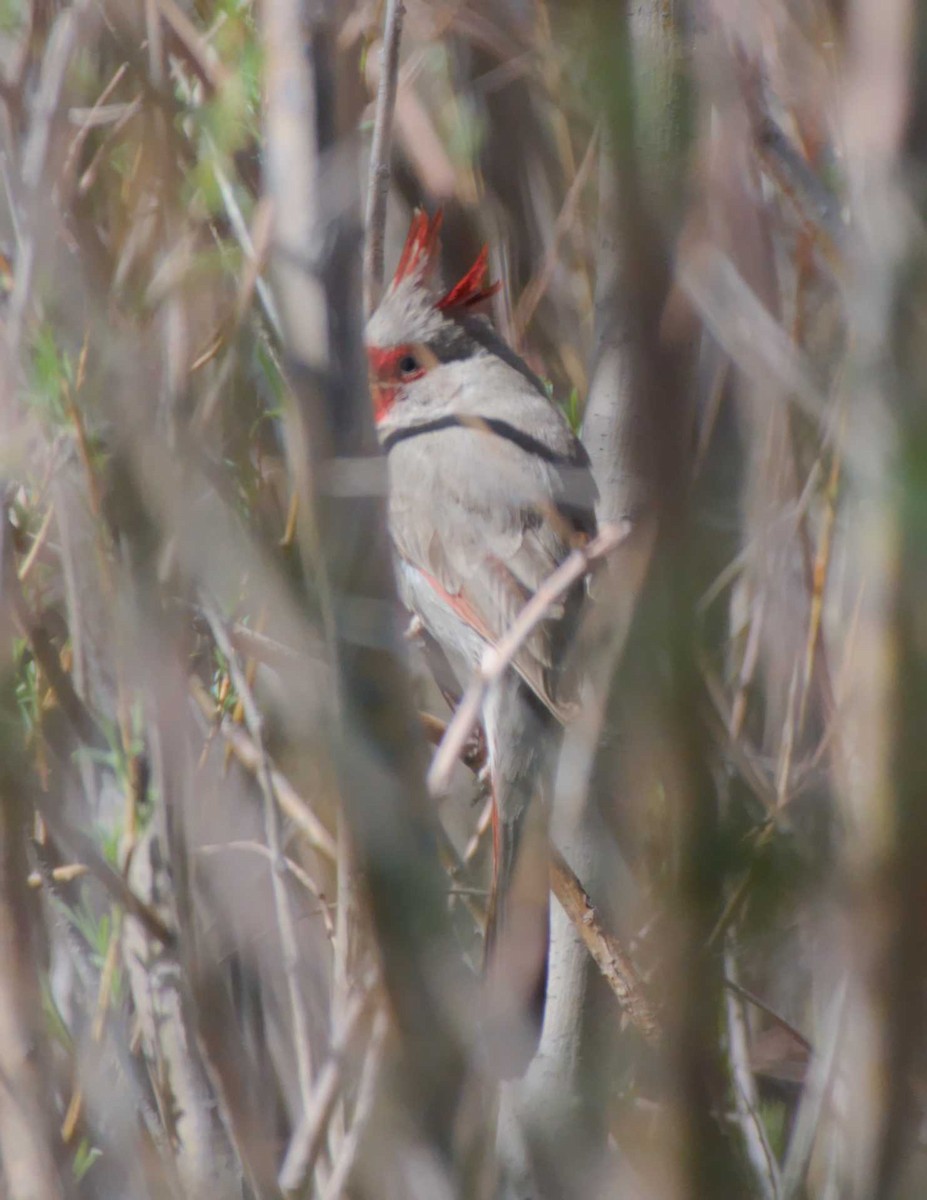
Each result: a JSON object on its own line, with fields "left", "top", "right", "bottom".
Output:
{"left": 391, "top": 209, "right": 500, "bottom": 314}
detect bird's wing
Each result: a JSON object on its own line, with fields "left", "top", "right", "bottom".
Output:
{"left": 388, "top": 421, "right": 595, "bottom": 719}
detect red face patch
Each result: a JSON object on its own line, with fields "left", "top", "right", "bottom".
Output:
{"left": 367, "top": 344, "right": 427, "bottom": 423}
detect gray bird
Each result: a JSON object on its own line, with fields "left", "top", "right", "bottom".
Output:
{"left": 366, "top": 211, "right": 597, "bottom": 1076}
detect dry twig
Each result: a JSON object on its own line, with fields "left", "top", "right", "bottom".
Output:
{"left": 35, "top": 803, "right": 175, "bottom": 948}
{"left": 189, "top": 675, "right": 337, "bottom": 861}
{"left": 202, "top": 602, "right": 316, "bottom": 1143}
{"left": 549, "top": 848, "right": 660, "bottom": 1046}
{"left": 724, "top": 945, "right": 781, "bottom": 1200}
{"left": 427, "top": 521, "right": 630, "bottom": 795}
{"left": 319, "top": 1008, "right": 390, "bottom": 1200}
{"left": 278, "top": 985, "right": 378, "bottom": 1194}
{"left": 513, "top": 123, "right": 600, "bottom": 339}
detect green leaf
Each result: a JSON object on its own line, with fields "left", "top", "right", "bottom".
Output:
{"left": 73, "top": 1138, "right": 102, "bottom": 1183}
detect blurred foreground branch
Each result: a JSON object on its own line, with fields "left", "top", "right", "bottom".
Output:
{"left": 363, "top": 0, "right": 405, "bottom": 314}
{"left": 261, "top": 0, "right": 470, "bottom": 1179}
{"left": 0, "top": 783, "right": 65, "bottom": 1200}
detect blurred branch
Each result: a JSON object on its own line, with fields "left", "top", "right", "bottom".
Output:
{"left": 363, "top": 0, "right": 405, "bottom": 315}
{"left": 497, "top": 4, "right": 693, "bottom": 1196}
{"left": 226, "top": 623, "right": 318, "bottom": 671}
{"left": 262, "top": 0, "right": 328, "bottom": 370}
{"left": 189, "top": 675, "right": 338, "bottom": 861}
{"left": 278, "top": 984, "right": 377, "bottom": 1194}
{"left": 724, "top": 945, "right": 781, "bottom": 1200}
{"left": 853, "top": 3, "right": 927, "bottom": 1190}
{"left": 34, "top": 801, "right": 175, "bottom": 948}
{"left": 583, "top": 122, "right": 665, "bottom": 523}
{"left": 125, "top": 829, "right": 243, "bottom": 1199}
{"left": 319, "top": 1008, "right": 389, "bottom": 1200}
{"left": 677, "top": 243, "right": 829, "bottom": 436}
{"left": 154, "top": 0, "right": 230, "bottom": 93}
{"left": 202, "top": 601, "right": 315, "bottom": 1127}
{"left": 734, "top": 62, "right": 843, "bottom": 269}
{"left": 428, "top": 521, "right": 630, "bottom": 795}
{"left": 10, "top": 587, "right": 106, "bottom": 752}
{"left": 6, "top": 0, "right": 95, "bottom": 358}
{"left": 209, "top": 155, "right": 282, "bottom": 339}
{"left": 753, "top": 114, "right": 843, "bottom": 269}
{"left": 262, "top": 0, "right": 471, "bottom": 1173}
{"left": 780, "top": 979, "right": 847, "bottom": 1199}
{"left": 195, "top": 841, "right": 335, "bottom": 941}
{"left": 723, "top": 978, "right": 812, "bottom": 1055}
{"left": 0, "top": 780, "right": 66, "bottom": 1200}
{"left": 513, "top": 122, "right": 600, "bottom": 340}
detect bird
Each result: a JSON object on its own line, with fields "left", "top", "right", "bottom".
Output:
{"left": 366, "top": 210, "right": 597, "bottom": 1076}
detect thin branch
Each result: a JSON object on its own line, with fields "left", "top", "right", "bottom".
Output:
{"left": 278, "top": 985, "right": 377, "bottom": 1194}
{"left": 723, "top": 977, "right": 812, "bottom": 1055}
{"left": 6, "top": 0, "right": 95, "bottom": 359}
{"left": 16, "top": 501, "right": 55, "bottom": 583}
{"left": 513, "top": 122, "right": 600, "bottom": 340}
{"left": 226, "top": 623, "right": 316, "bottom": 671}
{"left": 461, "top": 796, "right": 493, "bottom": 866}
{"left": 724, "top": 944, "right": 782, "bottom": 1200}
{"left": 209, "top": 151, "right": 282, "bottom": 339}
{"left": 195, "top": 841, "right": 335, "bottom": 941}
{"left": 202, "top": 601, "right": 315, "bottom": 1139}
{"left": 363, "top": 0, "right": 405, "bottom": 315}
{"left": 755, "top": 120, "right": 842, "bottom": 267}
{"left": 189, "top": 675, "right": 337, "bottom": 861}
{"left": 34, "top": 801, "right": 175, "bottom": 948}
{"left": 677, "top": 244, "right": 831, "bottom": 437}
{"left": 549, "top": 847, "right": 660, "bottom": 1046}
{"left": 319, "top": 1008, "right": 389, "bottom": 1200}
{"left": 0, "top": 722, "right": 67, "bottom": 1200}
{"left": 155, "top": 0, "right": 230, "bottom": 93}
{"left": 780, "top": 979, "right": 848, "bottom": 1200}
{"left": 427, "top": 521, "right": 630, "bottom": 795}
{"left": 418, "top": 710, "right": 487, "bottom": 773}
{"left": 9, "top": 574, "right": 106, "bottom": 752}
{"left": 60, "top": 62, "right": 128, "bottom": 188}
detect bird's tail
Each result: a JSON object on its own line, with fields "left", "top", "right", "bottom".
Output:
{"left": 481, "top": 679, "right": 554, "bottom": 1078}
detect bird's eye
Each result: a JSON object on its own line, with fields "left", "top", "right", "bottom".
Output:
{"left": 397, "top": 353, "right": 420, "bottom": 377}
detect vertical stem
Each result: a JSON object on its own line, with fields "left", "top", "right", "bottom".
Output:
{"left": 363, "top": 0, "right": 405, "bottom": 316}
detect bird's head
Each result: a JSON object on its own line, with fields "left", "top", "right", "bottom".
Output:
{"left": 365, "top": 210, "right": 500, "bottom": 432}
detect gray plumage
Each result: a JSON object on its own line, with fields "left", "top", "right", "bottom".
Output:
{"left": 367, "top": 212, "right": 596, "bottom": 1075}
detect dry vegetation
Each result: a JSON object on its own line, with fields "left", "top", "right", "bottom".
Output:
{"left": 0, "top": 0, "right": 925, "bottom": 1197}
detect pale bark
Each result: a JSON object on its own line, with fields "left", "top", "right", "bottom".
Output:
{"left": 496, "top": 4, "right": 690, "bottom": 1196}
{"left": 262, "top": 0, "right": 470, "bottom": 1186}
{"left": 124, "top": 830, "right": 243, "bottom": 1200}
{"left": 0, "top": 794, "right": 66, "bottom": 1200}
